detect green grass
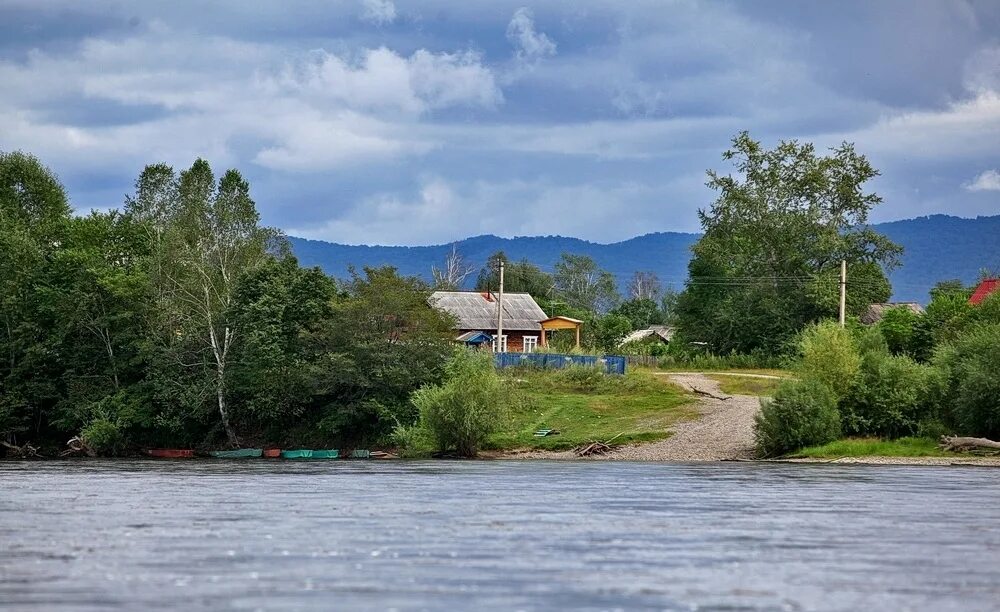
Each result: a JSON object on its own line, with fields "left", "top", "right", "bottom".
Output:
{"left": 486, "top": 368, "right": 697, "bottom": 451}
{"left": 706, "top": 374, "right": 783, "bottom": 397}
{"left": 794, "top": 437, "right": 954, "bottom": 458}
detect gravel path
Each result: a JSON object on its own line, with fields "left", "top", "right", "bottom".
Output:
{"left": 606, "top": 373, "right": 761, "bottom": 461}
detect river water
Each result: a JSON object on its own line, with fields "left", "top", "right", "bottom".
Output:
{"left": 2, "top": 460, "right": 999, "bottom": 611}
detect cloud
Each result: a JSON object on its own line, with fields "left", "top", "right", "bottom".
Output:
{"left": 965, "top": 169, "right": 1000, "bottom": 192}
{"left": 506, "top": 7, "right": 556, "bottom": 63}
{"left": 360, "top": 0, "right": 397, "bottom": 26}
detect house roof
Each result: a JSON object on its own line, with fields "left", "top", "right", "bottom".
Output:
{"left": 455, "top": 331, "right": 493, "bottom": 344}
{"left": 429, "top": 291, "right": 547, "bottom": 331}
{"left": 620, "top": 325, "right": 675, "bottom": 346}
{"left": 969, "top": 279, "right": 999, "bottom": 306}
{"left": 859, "top": 302, "right": 925, "bottom": 325}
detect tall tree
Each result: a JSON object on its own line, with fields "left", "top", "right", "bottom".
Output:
{"left": 628, "top": 271, "right": 662, "bottom": 301}
{"left": 431, "top": 244, "right": 475, "bottom": 290}
{"left": 676, "top": 132, "right": 901, "bottom": 354}
{"left": 553, "top": 253, "right": 619, "bottom": 313}
{"left": 130, "top": 159, "right": 285, "bottom": 446}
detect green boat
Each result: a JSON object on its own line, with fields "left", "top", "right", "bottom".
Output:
{"left": 281, "top": 449, "right": 339, "bottom": 459}
{"left": 209, "top": 448, "right": 262, "bottom": 458}
{"left": 349, "top": 449, "right": 370, "bottom": 459}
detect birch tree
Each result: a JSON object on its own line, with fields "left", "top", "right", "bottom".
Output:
{"left": 431, "top": 244, "right": 475, "bottom": 290}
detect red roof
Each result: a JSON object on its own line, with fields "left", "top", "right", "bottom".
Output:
{"left": 969, "top": 279, "right": 999, "bottom": 305}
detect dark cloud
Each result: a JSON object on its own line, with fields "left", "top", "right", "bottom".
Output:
{"left": 0, "top": 0, "right": 997, "bottom": 244}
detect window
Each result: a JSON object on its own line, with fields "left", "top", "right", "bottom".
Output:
{"left": 523, "top": 336, "right": 538, "bottom": 353}
{"left": 492, "top": 335, "right": 508, "bottom": 352}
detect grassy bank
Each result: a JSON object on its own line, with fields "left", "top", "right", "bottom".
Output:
{"left": 485, "top": 368, "right": 697, "bottom": 451}
{"left": 792, "top": 437, "right": 954, "bottom": 458}
{"left": 706, "top": 374, "right": 783, "bottom": 396}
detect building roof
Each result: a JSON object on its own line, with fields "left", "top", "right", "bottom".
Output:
{"left": 429, "top": 291, "right": 547, "bottom": 331}
{"left": 455, "top": 331, "right": 493, "bottom": 344}
{"left": 969, "top": 279, "right": 999, "bottom": 306}
{"left": 620, "top": 325, "right": 675, "bottom": 346}
{"left": 859, "top": 302, "right": 925, "bottom": 325}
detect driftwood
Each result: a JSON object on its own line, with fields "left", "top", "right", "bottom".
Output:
{"left": 59, "top": 436, "right": 96, "bottom": 457}
{"left": 940, "top": 436, "right": 1000, "bottom": 452}
{"left": 1, "top": 440, "right": 39, "bottom": 458}
{"left": 691, "top": 387, "right": 731, "bottom": 401}
{"left": 574, "top": 432, "right": 625, "bottom": 457}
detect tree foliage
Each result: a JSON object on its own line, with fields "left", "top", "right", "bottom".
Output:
{"left": 676, "top": 132, "right": 901, "bottom": 355}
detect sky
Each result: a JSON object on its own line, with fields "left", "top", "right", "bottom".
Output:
{"left": 1, "top": 0, "right": 998, "bottom": 245}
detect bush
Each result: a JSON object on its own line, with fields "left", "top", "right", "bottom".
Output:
{"left": 410, "top": 349, "right": 519, "bottom": 457}
{"left": 933, "top": 324, "right": 1000, "bottom": 439}
{"left": 797, "top": 321, "right": 860, "bottom": 397}
{"left": 754, "top": 379, "right": 841, "bottom": 457}
{"left": 839, "top": 351, "right": 933, "bottom": 438}
{"left": 81, "top": 418, "right": 125, "bottom": 456}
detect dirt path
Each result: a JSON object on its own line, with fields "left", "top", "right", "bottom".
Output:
{"left": 606, "top": 372, "right": 761, "bottom": 461}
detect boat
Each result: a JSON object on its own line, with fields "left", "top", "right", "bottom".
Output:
{"left": 146, "top": 449, "right": 194, "bottom": 458}
{"left": 281, "top": 449, "right": 339, "bottom": 459}
{"left": 349, "top": 449, "right": 370, "bottom": 459}
{"left": 263, "top": 448, "right": 282, "bottom": 458}
{"left": 209, "top": 448, "right": 262, "bottom": 458}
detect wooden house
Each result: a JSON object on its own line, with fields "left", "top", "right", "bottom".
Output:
{"left": 429, "top": 291, "right": 548, "bottom": 353}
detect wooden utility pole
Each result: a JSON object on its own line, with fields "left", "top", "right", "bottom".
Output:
{"left": 839, "top": 259, "right": 847, "bottom": 328}
{"left": 496, "top": 258, "right": 505, "bottom": 352}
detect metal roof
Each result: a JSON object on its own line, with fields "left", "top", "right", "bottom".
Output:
{"left": 970, "top": 279, "right": 999, "bottom": 306}
{"left": 859, "top": 302, "right": 925, "bottom": 325}
{"left": 619, "top": 325, "right": 675, "bottom": 346}
{"left": 429, "top": 291, "right": 547, "bottom": 331}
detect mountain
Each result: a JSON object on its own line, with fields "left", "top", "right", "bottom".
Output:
{"left": 289, "top": 214, "right": 1000, "bottom": 304}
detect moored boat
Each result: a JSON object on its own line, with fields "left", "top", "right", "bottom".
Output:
{"left": 146, "top": 449, "right": 194, "bottom": 458}
{"left": 209, "top": 448, "right": 262, "bottom": 458}
{"left": 280, "top": 449, "right": 339, "bottom": 459}
{"left": 263, "top": 448, "right": 281, "bottom": 458}
{"left": 349, "top": 449, "right": 370, "bottom": 459}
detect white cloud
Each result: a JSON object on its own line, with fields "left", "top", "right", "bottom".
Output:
{"left": 965, "top": 169, "right": 1000, "bottom": 192}
{"left": 360, "top": 0, "right": 397, "bottom": 25}
{"left": 506, "top": 7, "right": 556, "bottom": 63}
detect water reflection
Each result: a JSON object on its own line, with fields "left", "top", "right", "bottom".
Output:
{"left": 2, "top": 460, "right": 999, "bottom": 611}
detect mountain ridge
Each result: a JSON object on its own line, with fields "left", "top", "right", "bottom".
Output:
{"left": 289, "top": 214, "right": 1000, "bottom": 304}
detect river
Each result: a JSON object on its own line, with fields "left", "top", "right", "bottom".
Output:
{"left": 2, "top": 460, "right": 999, "bottom": 611}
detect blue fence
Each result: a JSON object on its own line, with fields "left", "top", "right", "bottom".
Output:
{"left": 494, "top": 352, "right": 627, "bottom": 375}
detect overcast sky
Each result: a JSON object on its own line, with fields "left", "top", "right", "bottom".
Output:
{"left": 1, "top": 0, "right": 998, "bottom": 244}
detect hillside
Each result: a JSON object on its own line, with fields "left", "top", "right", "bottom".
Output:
{"left": 290, "top": 214, "right": 1000, "bottom": 304}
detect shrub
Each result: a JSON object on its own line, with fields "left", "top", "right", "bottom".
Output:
{"left": 410, "top": 349, "right": 519, "bottom": 457}
{"left": 877, "top": 306, "right": 921, "bottom": 356}
{"left": 797, "top": 321, "right": 860, "bottom": 397}
{"left": 754, "top": 379, "right": 841, "bottom": 457}
{"left": 933, "top": 324, "right": 1000, "bottom": 439}
{"left": 839, "top": 351, "right": 933, "bottom": 438}
{"left": 81, "top": 418, "right": 125, "bottom": 456}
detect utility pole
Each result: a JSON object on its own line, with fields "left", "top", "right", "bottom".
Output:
{"left": 496, "top": 258, "right": 505, "bottom": 352}
{"left": 839, "top": 259, "right": 847, "bottom": 328}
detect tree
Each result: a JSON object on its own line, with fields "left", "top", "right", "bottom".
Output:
{"left": 553, "top": 253, "right": 619, "bottom": 313}
{"left": 628, "top": 271, "right": 661, "bottom": 301}
{"left": 128, "top": 159, "right": 285, "bottom": 447}
{"left": 610, "top": 298, "right": 664, "bottom": 330}
{"left": 676, "top": 132, "right": 901, "bottom": 354}
{"left": 593, "top": 313, "right": 633, "bottom": 353}
{"left": 431, "top": 244, "right": 475, "bottom": 291}
{"left": 475, "top": 252, "right": 556, "bottom": 311}
{"left": 0, "top": 151, "right": 73, "bottom": 442}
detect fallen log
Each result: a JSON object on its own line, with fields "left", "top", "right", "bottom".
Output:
{"left": 59, "top": 436, "right": 96, "bottom": 457}
{"left": 939, "top": 436, "right": 1000, "bottom": 452}
{"left": 1, "top": 440, "right": 40, "bottom": 458}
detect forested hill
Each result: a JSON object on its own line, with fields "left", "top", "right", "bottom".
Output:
{"left": 290, "top": 214, "right": 1000, "bottom": 304}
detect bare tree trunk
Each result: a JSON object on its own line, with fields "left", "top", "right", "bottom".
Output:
{"left": 216, "top": 366, "right": 238, "bottom": 448}
{"left": 940, "top": 436, "right": 1000, "bottom": 452}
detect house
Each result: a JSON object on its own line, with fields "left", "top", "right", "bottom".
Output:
{"left": 859, "top": 302, "right": 925, "bottom": 325}
{"left": 969, "top": 278, "right": 999, "bottom": 305}
{"left": 429, "top": 291, "right": 548, "bottom": 353}
{"left": 619, "top": 325, "right": 675, "bottom": 347}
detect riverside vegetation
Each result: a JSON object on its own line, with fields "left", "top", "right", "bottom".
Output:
{"left": 3, "top": 131, "right": 997, "bottom": 459}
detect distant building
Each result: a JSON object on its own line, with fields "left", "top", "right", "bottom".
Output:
{"left": 859, "top": 302, "right": 925, "bottom": 325}
{"left": 619, "top": 325, "right": 675, "bottom": 347}
{"left": 429, "top": 291, "right": 548, "bottom": 353}
{"left": 969, "top": 278, "right": 999, "bottom": 306}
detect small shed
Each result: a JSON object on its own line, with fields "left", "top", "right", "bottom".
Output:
{"left": 619, "top": 325, "right": 675, "bottom": 347}
{"left": 539, "top": 316, "right": 584, "bottom": 349}
{"left": 860, "top": 302, "right": 925, "bottom": 325}
{"left": 455, "top": 331, "right": 493, "bottom": 347}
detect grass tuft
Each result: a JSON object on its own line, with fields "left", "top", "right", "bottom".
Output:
{"left": 793, "top": 436, "right": 953, "bottom": 458}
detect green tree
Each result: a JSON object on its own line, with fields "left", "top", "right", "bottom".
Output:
{"left": 676, "top": 132, "right": 901, "bottom": 355}
{"left": 610, "top": 298, "right": 664, "bottom": 330}
{"left": 553, "top": 253, "right": 619, "bottom": 314}
{"left": 593, "top": 313, "right": 633, "bottom": 353}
